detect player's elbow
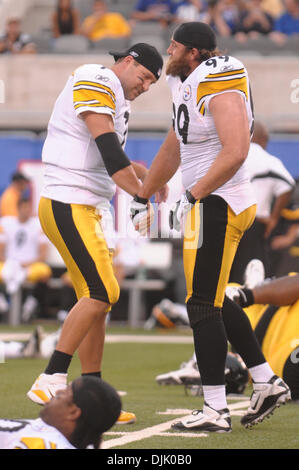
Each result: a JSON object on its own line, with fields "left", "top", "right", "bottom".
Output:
{"left": 236, "top": 149, "right": 248, "bottom": 166}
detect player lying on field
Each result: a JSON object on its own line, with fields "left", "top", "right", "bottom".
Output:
{"left": 152, "top": 267, "right": 299, "bottom": 405}
{"left": 0, "top": 376, "right": 121, "bottom": 449}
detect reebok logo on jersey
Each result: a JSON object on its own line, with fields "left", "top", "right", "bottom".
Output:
{"left": 220, "top": 65, "right": 234, "bottom": 73}
{"left": 95, "top": 75, "right": 110, "bottom": 82}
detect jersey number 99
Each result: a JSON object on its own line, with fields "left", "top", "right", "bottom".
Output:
{"left": 173, "top": 103, "right": 190, "bottom": 144}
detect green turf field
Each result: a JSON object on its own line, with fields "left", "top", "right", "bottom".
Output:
{"left": 1, "top": 324, "right": 299, "bottom": 450}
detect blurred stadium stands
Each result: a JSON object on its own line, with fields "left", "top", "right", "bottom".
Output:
{"left": 0, "top": 0, "right": 298, "bottom": 192}
{"left": 0, "top": 0, "right": 298, "bottom": 324}
{"left": 1, "top": 0, "right": 299, "bottom": 55}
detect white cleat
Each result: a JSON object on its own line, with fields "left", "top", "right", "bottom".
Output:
{"left": 172, "top": 403, "right": 231, "bottom": 433}
{"left": 241, "top": 375, "right": 291, "bottom": 428}
{"left": 244, "top": 259, "right": 265, "bottom": 289}
{"left": 27, "top": 373, "right": 67, "bottom": 405}
{"left": 156, "top": 358, "right": 201, "bottom": 386}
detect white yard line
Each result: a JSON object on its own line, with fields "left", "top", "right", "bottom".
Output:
{"left": 0, "top": 333, "right": 30, "bottom": 341}
{"left": 0, "top": 333, "right": 193, "bottom": 343}
{"left": 102, "top": 401, "right": 250, "bottom": 449}
{"left": 106, "top": 335, "right": 193, "bottom": 344}
{"left": 159, "top": 432, "right": 208, "bottom": 438}
{"left": 102, "top": 417, "right": 191, "bottom": 449}
{"left": 228, "top": 400, "right": 250, "bottom": 410}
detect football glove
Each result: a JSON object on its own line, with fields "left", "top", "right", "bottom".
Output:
{"left": 130, "top": 194, "right": 154, "bottom": 236}
{"left": 169, "top": 190, "right": 196, "bottom": 232}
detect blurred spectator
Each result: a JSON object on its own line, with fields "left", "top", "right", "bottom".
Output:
{"left": 51, "top": 0, "right": 81, "bottom": 38}
{"left": 0, "top": 198, "right": 52, "bottom": 321}
{"left": 173, "top": 0, "right": 206, "bottom": 23}
{"left": 131, "top": 0, "right": 182, "bottom": 27}
{"left": 220, "top": 0, "right": 244, "bottom": 33}
{"left": 229, "top": 122, "right": 295, "bottom": 283}
{"left": 261, "top": 0, "right": 284, "bottom": 18}
{"left": 0, "top": 18, "right": 36, "bottom": 54}
{"left": 235, "top": 0, "right": 274, "bottom": 42}
{"left": 80, "top": 0, "right": 131, "bottom": 42}
{"left": 269, "top": 199, "right": 299, "bottom": 277}
{"left": 0, "top": 171, "right": 30, "bottom": 217}
{"left": 201, "top": 0, "right": 237, "bottom": 36}
{"left": 270, "top": 0, "right": 299, "bottom": 44}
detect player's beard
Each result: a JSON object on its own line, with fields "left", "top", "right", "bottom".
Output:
{"left": 166, "top": 54, "right": 192, "bottom": 79}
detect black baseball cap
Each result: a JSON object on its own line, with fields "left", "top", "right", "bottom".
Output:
{"left": 72, "top": 376, "right": 122, "bottom": 435}
{"left": 173, "top": 22, "right": 217, "bottom": 51}
{"left": 109, "top": 43, "right": 163, "bottom": 80}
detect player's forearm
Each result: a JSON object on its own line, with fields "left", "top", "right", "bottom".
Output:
{"left": 112, "top": 165, "right": 142, "bottom": 196}
{"left": 131, "top": 161, "right": 148, "bottom": 182}
{"left": 138, "top": 129, "right": 180, "bottom": 199}
{"left": 270, "top": 191, "right": 293, "bottom": 224}
{"left": 0, "top": 245, "right": 5, "bottom": 262}
{"left": 252, "top": 274, "right": 299, "bottom": 306}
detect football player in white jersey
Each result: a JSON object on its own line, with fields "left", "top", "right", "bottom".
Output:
{"left": 0, "top": 376, "right": 121, "bottom": 449}
{"left": 130, "top": 22, "right": 290, "bottom": 431}
{"left": 27, "top": 43, "right": 164, "bottom": 425}
{"left": 0, "top": 197, "right": 52, "bottom": 319}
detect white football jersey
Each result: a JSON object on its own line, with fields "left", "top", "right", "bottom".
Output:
{"left": 41, "top": 64, "right": 131, "bottom": 207}
{"left": 0, "top": 418, "right": 75, "bottom": 449}
{"left": 168, "top": 55, "right": 256, "bottom": 214}
{"left": 244, "top": 142, "right": 295, "bottom": 218}
{"left": 0, "top": 216, "right": 48, "bottom": 264}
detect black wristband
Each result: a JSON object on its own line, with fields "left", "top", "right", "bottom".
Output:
{"left": 185, "top": 190, "right": 197, "bottom": 204}
{"left": 95, "top": 132, "right": 131, "bottom": 177}
{"left": 239, "top": 288, "right": 255, "bottom": 308}
{"left": 134, "top": 194, "right": 148, "bottom": 205}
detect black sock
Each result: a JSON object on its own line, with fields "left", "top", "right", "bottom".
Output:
{"left": 223, "top": 296, "right": 266, "bottom": 368}
{"left": 81, "top": 371, "right": 102, "bottom": 379}
{"left": 44, "top": 350, "right": 72, "bottom": 375}
{"left": 188, "top": 303, "right": 228, "bottom": 385}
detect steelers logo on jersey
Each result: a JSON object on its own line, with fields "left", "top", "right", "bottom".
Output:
{"left": 183, "top": 84, "right": 192, "bottom": 101}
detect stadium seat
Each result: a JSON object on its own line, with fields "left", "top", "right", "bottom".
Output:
{"left": 90, "top": 36, "right": 130, "bottom": 53}
{"left": 287, "top": 35, "right": 299, "bottom": 54}
{"left": 74, "top": 0, "right": 94, "bottom": 20}
{"left": 108, "top": 0, "right": 137, "bottom": 18}
{"left": 51, "top": 35, "right": 91, "bottom": 54}
{"left": 31, "top": 31, "right": 52, "bottom": 54}
{"left": 129, "top": 34, "right": 167, "bottom": 54}
{"left": 131, "top": 21, "right": 167, "bottom": 37}
{"left": 233, "top": 50, "right": 263, "bottom": 57}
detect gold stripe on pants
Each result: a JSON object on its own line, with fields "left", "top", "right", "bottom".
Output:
{"left": 38, "top": 197, "right": 119, "bottom": 305}
{"left": 183, "top": 195, "right": 256, "bottom": 308}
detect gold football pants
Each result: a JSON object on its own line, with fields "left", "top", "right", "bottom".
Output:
{"left": 38, "top": 197, "right": 119, "bottom": 305}
{"left": 184, "top": 195, "right": 256, "bottom": 308}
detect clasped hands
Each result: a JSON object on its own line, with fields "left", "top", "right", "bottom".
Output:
{"left": 130, "top": 190, "right": 196, "bottom": 235}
